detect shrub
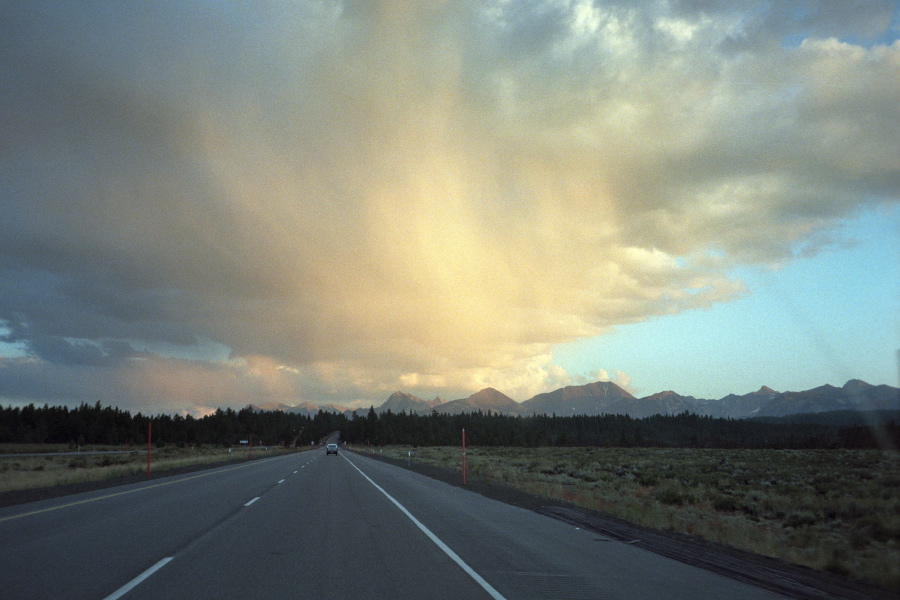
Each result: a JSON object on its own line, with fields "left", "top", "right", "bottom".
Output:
{"left": 655, "top": 487, "right": 694, "bottom": 506}
{"left": 713, "top": 496, "right": 739, "bottom": 512}
{"left": 637, "top": 474, "right": 659, "bottom": 486}
{"left": 784, "top": 511, "right": 818, "bottom": 528}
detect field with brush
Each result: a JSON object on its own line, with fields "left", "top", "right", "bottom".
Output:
{"left": 376, "top": 445, "right": 899, "bottom": 591}
{"left": 0, "top": 443, "right": 296, "bottom": 494}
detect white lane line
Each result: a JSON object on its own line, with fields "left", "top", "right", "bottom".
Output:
{"left": 244, "top": 497, "right": 260, "bottom": 506}
{"left": 278, "top": 479, "right": 285, "bottom": 484}
{"left": 343, "top": 455, "right": 508, "bottom": 600}
{"left": 102, "top": 557, "right": 173, "bottom": 600}
{"left": 0, "top": 459, "right": 266, "bottom": 524}
{"left": 293, "top": 470, "right": 298, "bottom": 474}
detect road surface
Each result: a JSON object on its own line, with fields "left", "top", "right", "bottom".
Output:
{"left": 0, "top": 449, "right": 789, "bottom": 599}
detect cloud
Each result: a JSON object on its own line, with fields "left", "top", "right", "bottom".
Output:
{"left": 0, "top": 1, "right": 897, "bottom": 410}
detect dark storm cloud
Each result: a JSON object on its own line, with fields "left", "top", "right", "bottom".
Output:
{"left": 1, "top": 0, "right": 897, "bottom": 409}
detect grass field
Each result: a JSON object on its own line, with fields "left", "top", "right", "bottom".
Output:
{"left": 375, "top": 445, "right": 900, "bottom": 591}
{"left": 0, "top": 443, "right": 298, "bottom": 493}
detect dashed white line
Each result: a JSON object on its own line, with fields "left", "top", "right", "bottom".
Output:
{"left": 244, "top": 497, "right": 260, "bottom": 506}
{"left": 102, "top": 557, "right": 173, "bottom": 600}
{"left": 278, "top": 479, "right": 285, "bottom": 484}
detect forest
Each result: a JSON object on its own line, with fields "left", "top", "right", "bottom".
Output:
{"left": 0, "top": 403, "right": 338, "bottom": 448}
{"left": 1, "top": 402, "right": 897, "bottom": 450}
{"left": 343, "top": 408, "right": 899, "bottom": 449}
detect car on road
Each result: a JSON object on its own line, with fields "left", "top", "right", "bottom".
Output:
{"left": 326, "top": 443, "right": 338, "bottom": 455}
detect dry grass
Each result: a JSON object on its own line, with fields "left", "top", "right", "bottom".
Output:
{"left": 378, "top": 446, "right": 900, "bottom": 591}
{"left": 0, "top": 444, "right": 298, "bottom": 493}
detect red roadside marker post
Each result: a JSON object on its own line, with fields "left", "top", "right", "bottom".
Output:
{"left": 146, "top": 421, "right": 152, "bottom": 477}
{"left": 462, "top": 427, "right": 467, "bottom": 486}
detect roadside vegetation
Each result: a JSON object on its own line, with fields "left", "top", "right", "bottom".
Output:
{"left": 0, "top": 444, "right": 295, "bottom": 494}
{"left": 376, "top": 445, "right": 900, "bottom": 591}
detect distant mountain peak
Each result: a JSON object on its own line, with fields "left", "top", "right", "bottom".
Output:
{"left": 377, "top": 390, "right": 440, "bottom": 414}
{"left": 559, "top": 380, "right": 635, "bottom": 400}
{"left": 648, "top": 390, "right": 681, "bottom": 399}
{"left": 468, "top": 387, "right": 517, "bottom": 406}
{"left": 843, "top": 379, "right": 871, "bottom": 390}
{"left": 517, "top": 380, "right": 635, "bottom": 416}
{"left": 757, "top": 386, "right": 777, "bottom": 394}
{"left": 433, "top": 387, "right": 517, "bottom": 415}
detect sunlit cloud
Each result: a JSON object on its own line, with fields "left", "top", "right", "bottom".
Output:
{"left": 0, "top": 1, "right": 897, "bottom": 411}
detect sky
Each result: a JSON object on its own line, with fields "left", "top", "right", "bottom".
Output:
{"left": 1, "top": 1, "right": 898, "bottom": 414}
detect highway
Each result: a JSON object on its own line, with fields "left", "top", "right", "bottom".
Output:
{"left": 0, "top": 449, "right": 789, "bottom": 600}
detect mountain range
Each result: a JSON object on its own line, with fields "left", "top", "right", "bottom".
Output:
{"left": 246, "top": 379, "right": 899, "bottom": 420}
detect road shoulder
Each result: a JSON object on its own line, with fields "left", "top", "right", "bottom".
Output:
{"left": 358, "top": 450, "right": 895, "bottom": 600}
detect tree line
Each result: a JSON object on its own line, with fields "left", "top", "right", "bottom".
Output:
{"left": 341, "top": 408, "right": 899, "bottom": 450}
{"left": 2, "top": 402, "right": 897, "bottom": 450}
{"left": 0, "top": 402, "right": 343, "bottom": 448}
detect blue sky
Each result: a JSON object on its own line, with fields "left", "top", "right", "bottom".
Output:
{"left": 553, "top": 205, "right": 899, "bottom": 399}
{"left": 1, "top": 1, "right": 898, "bottom": 413}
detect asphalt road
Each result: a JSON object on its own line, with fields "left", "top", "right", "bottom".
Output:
{"left": 0, "top": 449, "right": 790, "bottom": 600}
